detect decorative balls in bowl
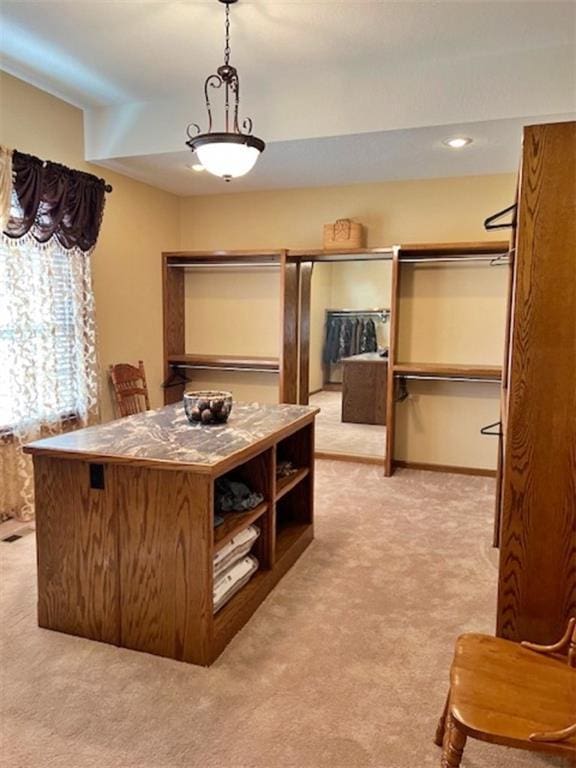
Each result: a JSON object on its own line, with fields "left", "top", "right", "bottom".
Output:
{"left": 184, "top": 391, "right": 233, "bottom": 425}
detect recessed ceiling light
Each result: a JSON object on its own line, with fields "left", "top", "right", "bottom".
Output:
{"left": 442, "top": 136, "right": 473, "bottom": 149}
{"left": 189, "top": 163, "right": 205, "bottom": 172}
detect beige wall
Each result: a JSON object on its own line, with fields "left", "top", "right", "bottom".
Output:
{"left": 0, "top": 73, "right": 179, "bottom": 421}
{"left": 183, "top": 267, "right": 280, "bottom": 403}
{"left": 394, "top": 262, "right": 507, "bottom": 468}
{"left": 178, "top": 176, "right": 515, "bottom": 248}
{"left": 179, "top": 174, "right": 515, "bottom": 469}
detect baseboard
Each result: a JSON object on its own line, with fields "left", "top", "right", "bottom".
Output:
{"left": 315, "top": 451, "right": 385, "bottom": 466}
{"left": 394, "top": 460, "right": 496, "bottom": 478}
{"left": 309, "top": 388, "right": 323, "bottom": 396}
{"left": 321, "top": 383, "right": 343, "bottom": 392}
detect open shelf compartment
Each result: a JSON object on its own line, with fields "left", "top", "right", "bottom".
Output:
{"left": 213, "top": 501, "right": 268, "bottom": 553}
{"left": 276, "top": 467, "right": 310, "bottom": 501}
{"left": 214, "top": 448, "right": 274, "bottom": 570}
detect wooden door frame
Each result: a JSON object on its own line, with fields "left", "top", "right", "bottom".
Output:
{"left": 279, "top": 250, "right": 299, "bottom": 403}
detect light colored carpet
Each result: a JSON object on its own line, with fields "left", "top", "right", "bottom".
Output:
{"left": 310, "top": 391, "right": 386, "bottom": 458}
{"left": 0, "top": 462, "right": 564, "bottom": 768}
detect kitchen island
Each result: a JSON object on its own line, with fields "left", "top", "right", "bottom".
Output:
{"left": 24, "top": 401, "right": 318, "bottom": 665}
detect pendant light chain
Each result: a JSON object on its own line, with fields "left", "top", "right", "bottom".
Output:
{"left": 223, "top": 2, "right": 231, "bottom": 132}
{"left": 224, "top": 2, "right": 231, "bottom": 66}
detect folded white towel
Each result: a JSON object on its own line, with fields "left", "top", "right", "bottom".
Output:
{"left": 213, "top": 555, "right": 259, "bottom": 613}
{"left": 214, "top": 524, "right": 260, "bottom": 578}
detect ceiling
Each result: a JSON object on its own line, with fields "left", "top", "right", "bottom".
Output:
{"left": 1, "top": 1, "right": 575, "bottom": 195}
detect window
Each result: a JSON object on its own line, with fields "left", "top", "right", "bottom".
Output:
{"left": 0, "top": 238, "right": 97, "bottom": 432}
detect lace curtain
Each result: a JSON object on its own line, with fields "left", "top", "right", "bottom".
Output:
{"left": 0, "top": 148, "right": 106, "bottom": 521}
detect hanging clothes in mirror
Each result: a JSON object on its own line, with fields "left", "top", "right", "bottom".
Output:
{"left": 323, "top": 310, "right": 384, "bottom": 365}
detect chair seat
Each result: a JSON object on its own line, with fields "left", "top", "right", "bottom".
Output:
{"left": 450, "top": 634, "right": 576, "bottom": 754}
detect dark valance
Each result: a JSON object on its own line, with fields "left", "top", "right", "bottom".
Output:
{"left": 3, "top": 150, "right": 109, "bottom": 252}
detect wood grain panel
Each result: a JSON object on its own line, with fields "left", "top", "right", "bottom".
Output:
{"left": 342, "top": 358, "right": 387, "bottom": 425}
{"left": 116, "top": 466, "right": 213, "bottom": 664}
{"left": 34, "top": 456, "right": 119, "bottom": 644}
{"left": 163, "top": 250, "right": 283, "bottom": 262}
{"left": 393, "top": 362, "right": 502, "bottom": 380}
{"left": 497, "top": 121, "right": 576, "bottom": 643}
{"left": 280, "top": 251, "right": 299, "bottom": 404}
{"left": 288, "top": 247, "right": 395, "bottom": 260}
{"left": 494, "top": 212, "right": 518, "bottom": 547}
{"left": 394, "top": 460, "right": 496, "bottom": 477}
{"left": 398, "top": 241, "right": 509, "bottom": 257}
{"left": 298, "top": 261, "right": 313, "bottom": 404}
{"left": 167, "top": 353, "right": 279, "bottom": 371}
{"left": 384, "top": 248, "right": 401, "bottom": 476}
{"left": 162, "top": 255, "right": 185, "bottom": 405}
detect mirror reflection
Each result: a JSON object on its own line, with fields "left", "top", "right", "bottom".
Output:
{"left": 308, "top": 260, "right": 392, "bottom": 460}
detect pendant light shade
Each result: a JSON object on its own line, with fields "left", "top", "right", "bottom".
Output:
{"left": 189, "top": 134, "right": 265, "bottom": 180}
{"left": 185, "top": 0, "right": 265, "bottom": 182}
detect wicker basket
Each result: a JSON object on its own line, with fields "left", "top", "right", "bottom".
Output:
{"left": 323, "top": 218, "right": 365, "bottom": 250}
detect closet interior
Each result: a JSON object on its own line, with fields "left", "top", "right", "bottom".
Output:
{"left": 384, "top": 241, "right": 509, "bottom": 476}
{"left": 162, "top": 250, "right": 290, "bottom": 406}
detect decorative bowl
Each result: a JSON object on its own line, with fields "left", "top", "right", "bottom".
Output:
{"left": 184, "top": 391, "right": 233, "bottom": 425}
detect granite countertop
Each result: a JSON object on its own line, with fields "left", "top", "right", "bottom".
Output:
{"left": 24, "top": 402, "right": 318, "bottom": 471}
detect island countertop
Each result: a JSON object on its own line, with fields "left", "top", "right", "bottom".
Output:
{"left": 24, "top": 402, "right": 319, "bottom": 473}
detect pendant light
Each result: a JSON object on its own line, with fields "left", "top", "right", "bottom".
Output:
{"left": 185, "top": 0, "right": 265, "bottom": 181}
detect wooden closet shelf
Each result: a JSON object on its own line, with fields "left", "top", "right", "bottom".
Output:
{"left": 275, "top": 468, "right": 310, "bottom": 501}
{"left": 393, "top": 363, "right": 503, "bottom": 380}
{"left": 168, "top": 354, "right": 280, "bottom": 371}
{"left": 164, "top": 250, "right": 284, "bottom": 263}
{"left": 398, "top": 241, "right": 509, "bottom": 258}
{"left": 287, "top": 247, "right": 395, "bottom": 262}
{"left": 213, "top": 502, "right": 268, "bottom": 553}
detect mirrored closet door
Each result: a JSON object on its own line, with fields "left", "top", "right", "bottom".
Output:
{"left": 302, "top": 257, "right": 393, "bottom": 463}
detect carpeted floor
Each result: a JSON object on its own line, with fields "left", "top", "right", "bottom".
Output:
{"left": 310, "top": 391, "right": 386, "bottom": 458}
{"left": 0, "top": 462, "right": 564, "bottom": 768}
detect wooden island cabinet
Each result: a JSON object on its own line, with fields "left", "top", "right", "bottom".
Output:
{"left": 24, "top": 402, "right": 318, "bottom": 666}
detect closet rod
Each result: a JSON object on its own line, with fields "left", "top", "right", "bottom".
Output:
{"left": 167, "top": 262, "right": 279, "bottom": 269}
{"left": 395, "top": 373, "right": 501, "bottom": 383}
{"left": 172, "top": 364, "right": 279, "bottom": 374}
{"left": 327, "top": 309, "right": 391, "bottom": 317}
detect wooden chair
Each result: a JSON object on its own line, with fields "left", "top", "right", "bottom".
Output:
{"left": 435, "top": 619, "right": 576, "bottom": 766}
{"left": 108, "top": 360, "right": 151, "bottom": 418}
